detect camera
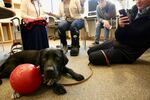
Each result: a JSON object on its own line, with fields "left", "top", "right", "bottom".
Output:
{"left": 119, "top": 9, "right": 128, "bottom": 17}
{"left": 119, "top": 9, "right": 131, "bottom": 24}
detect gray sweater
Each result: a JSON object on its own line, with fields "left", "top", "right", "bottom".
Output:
{"left": 96, "top": 1, "right": 116, "bottom": 22}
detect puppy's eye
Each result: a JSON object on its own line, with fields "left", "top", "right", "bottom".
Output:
{"left": 55, "top": 56, "right": 61, "bottom": 61}
{"left": 54, "top": 52, "right": 61, "bottom": 61}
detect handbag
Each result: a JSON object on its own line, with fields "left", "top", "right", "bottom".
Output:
{"left": 21, "top": 19, "right": 47, "bottom": 30}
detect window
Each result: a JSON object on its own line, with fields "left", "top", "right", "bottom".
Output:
{"left": 86, "top": 0, "right": 136, "bottom": 17}
{"left": 41, "top": 0, "right": 60, "bottom": 14}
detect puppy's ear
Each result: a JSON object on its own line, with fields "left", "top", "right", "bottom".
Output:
{"left": 60, "top": 49, "right": 68, "bottom": 66}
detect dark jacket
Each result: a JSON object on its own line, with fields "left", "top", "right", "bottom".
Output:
{"left": 114, "top": 5, "right": 150, "bottom": 62}
{"left": 115, "top": 5, "right": 150, "bottom": 48}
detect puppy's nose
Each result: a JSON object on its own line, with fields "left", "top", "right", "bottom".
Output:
{"left": 45, "top": 66, "right": 58, "bottom": 78}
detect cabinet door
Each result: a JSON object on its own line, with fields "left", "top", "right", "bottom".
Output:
{"left": 0, "top": 22, "right": 13, "bottom": 43}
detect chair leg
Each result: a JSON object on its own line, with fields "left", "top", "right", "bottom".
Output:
{"left": 1, "top": 41, "right": 4, "bottom": 51}
{"left": 80, "top": 28, "right": 86, "bottom": 50}
{"left": 83, "top": 32, "right": 86, "bottom": 50}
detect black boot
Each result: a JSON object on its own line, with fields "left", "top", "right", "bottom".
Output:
{"left": 70, "top": 46, "right": 79, "bottom": 56}
{"left": 70, "top": 27, "right": 80, "bottom": 56}
{"left": 70, "top": 34, "right": 80, "bottom": 56}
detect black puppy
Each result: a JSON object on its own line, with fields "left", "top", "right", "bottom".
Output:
{"left": 0, "top": 48, "right": 84, "bottom": 98}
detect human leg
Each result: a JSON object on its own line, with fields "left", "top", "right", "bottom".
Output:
{"left": 88, "top": 47, "right": 129, "bottom": 65}
{"left": 57, "top": 21, "right": 70, "bottom": 53}
{"left": 103, "top": 28, "right": 110, "bottom": 43}
{"left": 88, "top": 40, "right": 138, "bottom": 65}
{"left": 94, "top": 22, "right": 103, "bottom": 44}
{"left": 70, "top": 19, "right": 84, "bottom": 56}
{"left": 87, "top": 41, "right": 113, "bottom": 55}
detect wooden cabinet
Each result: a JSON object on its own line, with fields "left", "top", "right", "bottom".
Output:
{"left": 0, "top": 20, "right": 13, "bottom": 43}
{"left": 12, "top": 0, "right": 21, "bottom": 9}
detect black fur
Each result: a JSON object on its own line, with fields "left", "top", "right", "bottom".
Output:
{"left": 0, "top": 48, "right": 84, "bottom": 95}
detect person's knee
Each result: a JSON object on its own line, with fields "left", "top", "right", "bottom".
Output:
{"left": 70, "top": 25, "right": 79, "bottom": 33}
{"left": 88, "top": 53, "right": 95, "bottom": 64}
{"left": 57, "top": 24, "right": 64, "bottom": 31}
{"left": 88, "top": 52, "right": 107, "bottom": 65}
{"left": 87, "top": 48, "right": 92, "bottom": 55}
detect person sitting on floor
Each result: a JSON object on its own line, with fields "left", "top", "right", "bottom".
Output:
{"left": 87, "top": 0, "right": 150, "bottom": 65}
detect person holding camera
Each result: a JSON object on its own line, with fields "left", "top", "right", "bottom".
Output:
{"left": 90, "top": 0, "right": 116, "bottom": 47}
{"left": 87, "top": 0, "right": 150, "bottom": 65}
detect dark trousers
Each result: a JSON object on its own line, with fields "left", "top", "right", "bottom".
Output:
{"left": 57, "top": 19, "right": 84, "bottom": 47}
{"left": 21, "top": 25, "right": 49, "bottom": 50}
{"left": 87, "top": 41, "right": 147, "bottom": 65}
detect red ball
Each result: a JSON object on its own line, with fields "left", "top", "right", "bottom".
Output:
{"left": 10, "top": 64, "right": 42, "bottom": 94}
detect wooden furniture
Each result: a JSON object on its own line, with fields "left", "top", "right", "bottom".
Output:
{"left": 0, "top": 19, "right": 13, "bottom": 43}
{"left": 12, "top": 0, "right": 21, "bottom": 9}
{"left": 47, "top": 16, "right": 58, "bottom": 40}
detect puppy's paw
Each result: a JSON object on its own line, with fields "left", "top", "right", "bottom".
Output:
{"left": 73, "top": 74, "right": 84, "bottom": 81}
{"left": 52, "top": 83, "right": 67, "bottom": 95}
{"left": 11, "top": 92, "right": 21, "bottom": 99}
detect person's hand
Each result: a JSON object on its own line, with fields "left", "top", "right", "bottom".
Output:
{"left": 45, "top": 12, "right": 59, "bottom": 19}
{"left": 103, "top": 20, "right": 112, "bottom": 29}
{"left": 96, "top": 21, "right": 100, "bottom": 27}
{"left": 80, "top": 0, "right": 86, "bottom": 7}
{"left": 44, "top": 12, "right": 53, "bottom": 16}
{"left": 118, "top": 16, "right": 130, "bottom": 28}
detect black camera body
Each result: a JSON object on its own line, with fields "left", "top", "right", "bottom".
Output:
{"left": 119, "top": 9, "right": 128, "bottom": 17}
{"left": 119, "top": 9, "right": 131, "bottom": 24}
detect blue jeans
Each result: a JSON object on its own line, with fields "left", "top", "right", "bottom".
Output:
{"left": 57, "top": 19, "right": 84, "bottom": 47}
{"left": 94, "top": 22, "right": 109, "bottom": 44}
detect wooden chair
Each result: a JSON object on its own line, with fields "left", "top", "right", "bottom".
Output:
{"left": 47, "top": 16, "right": 58, "bottom": 40}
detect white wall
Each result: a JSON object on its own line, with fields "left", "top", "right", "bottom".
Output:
{"left": 122, "top": 0, "right": 136, "bottom": 9}
{"left": 41, "top": 0, "right": 60, "bottom": 13}
{"left": 81, "top": 0, "right": 135, "bottom": 17}
{"left": 0, "top": 0, "right": 4, "bottom": 7}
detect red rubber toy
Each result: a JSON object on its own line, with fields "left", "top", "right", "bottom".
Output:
{"left": 10, "top": 64, "right": 42, "bottom": 94}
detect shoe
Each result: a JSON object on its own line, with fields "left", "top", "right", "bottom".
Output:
{"left": 62, "top": 45, "right": 68, "bottom": 54}
{"left": 89, "top": 42, "right": 99, "bottom": 48}
{"left": 70, "top": 47, "right": 79, "bottom": 56}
